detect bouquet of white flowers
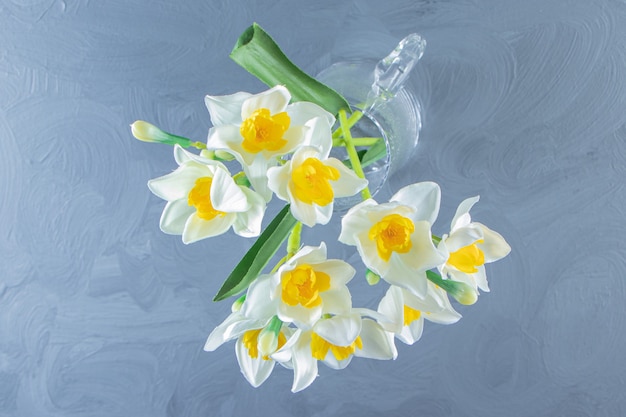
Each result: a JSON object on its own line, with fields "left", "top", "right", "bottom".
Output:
{"left": 131, "top": 23, "right": 510, "bottom": 392}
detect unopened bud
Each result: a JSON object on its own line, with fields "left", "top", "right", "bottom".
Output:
{"left": 365, "top": 269, "right": 380, "bottom": 285}
{"left": 258, "top": 316, "right": 283, "bottom": 357}
{"left": 426, "top": 270, "right": 478, "bottom": 305}
{"left": 231, "top": 295, "right": 246, "bottom": 312}
{"left": 130, "top": 120, "right": 193, "bottom": 147}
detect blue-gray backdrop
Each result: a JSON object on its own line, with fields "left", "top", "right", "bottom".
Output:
{"left": 1, "top": 0, "right": 625, "bottom": 416}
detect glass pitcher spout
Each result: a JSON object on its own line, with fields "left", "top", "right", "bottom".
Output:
{"left": 365, "top": 33, "right": 426, "bottom": 112}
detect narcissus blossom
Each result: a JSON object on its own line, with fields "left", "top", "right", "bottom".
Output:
{"left": 377, "top": 284, "right": 461, "bottom": 345}
{"left": 204, "top": 309, "right": 293, "bottom": 388}
{"left": 205, "top": 85, "right": 335, "bottom": 201}
{"left": 438, "top": 196, "right": 511, "bottom": 292}
{"left": 245, "top": 243, "right": 354, "bottom": 329}
{"left": 339, "top": 182, "right": 446, "bottom": 299}
{"left": 271, "top": 312, "right": 397, "bottom": 392}
{"left": 267, "top": 125, "right": 368, "bottom": 226}
{"left": 147, "top": 145, "right": 265, "bottom": 244}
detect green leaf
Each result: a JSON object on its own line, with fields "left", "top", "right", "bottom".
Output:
{"left": 230, "top": 23, "right": 351, "bottom": 116}
{"left": 213, "top": 205, "right": 298, "bottom": 301}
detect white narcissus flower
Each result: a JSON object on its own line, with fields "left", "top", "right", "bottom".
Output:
{"left": 245, "top": 243, "right": 354, "bottom": 330}
{"left": 377, "top": 284, "right": 461, "bottom": 345}
{"left": 147, "top": 145, "right": 265, "bottom": 244}
{"left": 272, "top": 313, "right": 397, "bottom": 393}
{"left": 204, "top": 310, "right": 293, "bottom": 388}
{"left": 205, "top": 85, "right": 335, "bottom": 201}
{"left": 267, "top": 119, "right": 368, "bottom": 226}
{"left": 339, "top": 182, "right": 446, "bottom": 299}
{"left": 437, "top": 196, "right": 511, "bottom": 293}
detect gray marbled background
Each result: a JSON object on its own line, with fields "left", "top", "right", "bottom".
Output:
{"left": 1, "top": 0, "right": 625, "bottom": 416}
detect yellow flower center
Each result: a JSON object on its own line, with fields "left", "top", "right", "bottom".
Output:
{"left": 447, "top": 240, "right": 485, "bottom": 273}
{"left": 291, "top": 158, "right": 340, "bottom": 206}
{"left": 187, "top": 177, "right": 225, "bottom": 220}
{"left": 310, "top": 332, "right": 363, "bottom": 361}
{"left": 281, "top": 264, "right": 331, "bottom": 308}
{"left": 241, "top": 329, "right": 287, "bottom": 360}
{"left": 240, "top": 108, "right": 290, "bottom": 153}
{"left": 403, "top": 305, "right": 422, "bottom": 326}
{"left": 368, "top": 214, "right": 415, "bottom": 261}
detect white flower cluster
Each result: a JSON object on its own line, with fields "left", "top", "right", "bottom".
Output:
{"left": 144, "top": 86, "right": 511, "bottom": 392}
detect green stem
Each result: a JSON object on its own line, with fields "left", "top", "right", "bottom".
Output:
{"left": 339, "top": 109, "right": 371, "bottom": 200}
{"left": 332, "top": 137, "right": 382, "bottom": 147}
{"left": 431, "top": 234, "right": 442, "bottom": 244}
{"left": 270, "top": 254, "right": 288, "bottom": 274}
{"left": 332, "top": 110, "right": 364, "bottom": 139}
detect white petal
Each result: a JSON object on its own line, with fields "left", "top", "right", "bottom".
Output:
{"left": 403, "top": 285, "right": 446, "bottom": 313}
{"left": 322, "top": 355, "right": 353, "bottom": 370}
{"left": 210, "top": 167, "right": 250, "bottom": 212}
{"left": 338, "top": 199, "right": 379, "bottom": 246}
{"left": 290, "top": 333, "right": 319, "bottom": 393}
{"left": 356, "top": 319, "right": 398, "bottom": 359}
{"left": 266, "top": 163, "right": 291, "bottom": 202}
{"left": 281, "top": 125, "right": 307, "bottom": 154}
{"left": 173, "top": 144, "right": 215, "bottom": 166}
{"left": 325, "top": 158, "right": 369, "bottom": 198}
{"left": 241, "top": 85, "right": 290, "bottom": 120}
{"left": 385, "top": 256, "right": 428, "bottom": 299}
{"left": 300, "top": 117, "right": 333, "bottom": 158}
{"left": 446, "top": 268, "right": 478, "bottom": 290}
{"left": 376, "top": 286, "right": 404, "bottom": 334}
{"left": 286, "top": 243, "right": 327, "bottom": 265}
{"left": 235, "top": 338, "right": 275, "bottom": 387}
{"left": 278, "top": 302, "right": 321, "bottom": 330}
{"left": 451, "top": 195, "right": 479, "bottom": 231}
{"left": 391, "top": 181, "right": 441, "bottom": 224}
{"left": 181, "top": 213, "right": 235, "bottom": 244}
{"left": 476, "top": 223, "right": 511, "bottom": 262}
{"left": 244, "top": 155, "right": 274, "bottom": 202}
{"left": 159, "top": 199, "right": 194, "bottom": 235}
{"left": 400, "top": 221, "right": 447, "bottom": 271}
{"left": 286, "top": 101, "right": 335, "bottom": 127}
{"left": 313, "top": 203, "right": 333, "bottom": 226}
{"left": 204, "top": 312, "right": 245, "bottom": 351}
{"left": 474, "top": 265, "right": 490, "bottom": 292}
{"left": 313, "top": 260, "right": 355, "bottom": 287}
{"left": 398, "top": 318, "right": 423, "bottom": 345}
{"left": 444, "top": 226, "right": 484, "bottom": 253}
{"left": 241, "top": 275, "right": 278, "bottom": 320}
{"left": 314, "top": 313, "right": 361, "bottom": 346}
{"left": 148, "top": 162, "right": 208, "bottom": 201}
{"left": 206, "top": 125, "right": 251, "bottom": 163}
{"left": 290, "top": 146, "right": 321, "bottom": 167}
{"left": 204, "top": 91, "right": 251, "bottom": 126}
{"left": 232, "top": 187, "right": 266, "bottom": 238}
{"left": 320, "top": 287, "right": 352, "bottom": 316}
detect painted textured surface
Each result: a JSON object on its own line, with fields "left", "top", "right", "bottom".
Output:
{"left": 1, "top": 0, "right": 625, "bottom": 415}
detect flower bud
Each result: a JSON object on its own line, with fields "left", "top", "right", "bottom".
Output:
{"left": 365, "top": 269, "right": 380, "bottom": 285}
{"left": 231, "top": 295, "right": 246, "bottom": 312}
{"left": 449, "top": 282, "right": 478, "bottom": 305}
{"left": 426, "top": 270, "right": 478, "bottom": 305}
{"left": 258, "top": 316, "right": 283, "bottom": 357}
{"left": 130, "top": 120, "right": 193, "bottom": 147}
